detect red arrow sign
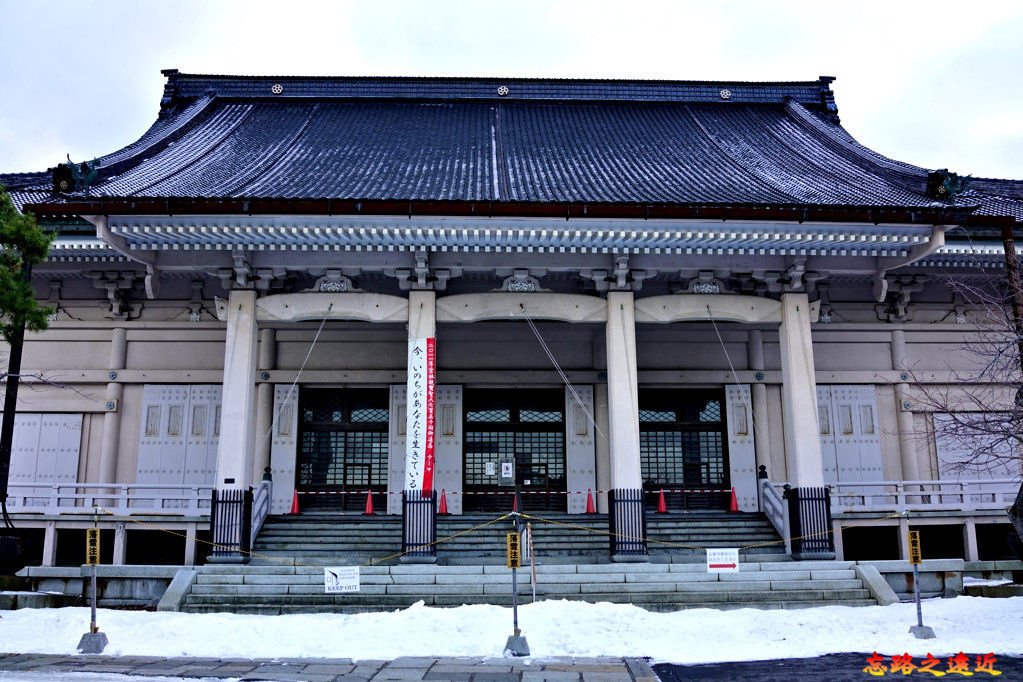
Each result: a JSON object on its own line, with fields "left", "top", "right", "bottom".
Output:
{"left": 709, "top": 563, "right": 737, "bottom": 569}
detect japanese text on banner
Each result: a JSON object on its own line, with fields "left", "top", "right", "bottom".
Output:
{"left": 404, "top": 338, "right": 436, "bottom": 491}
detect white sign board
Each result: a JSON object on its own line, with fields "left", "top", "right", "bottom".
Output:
{"left": 324, "top": 566, "right": 361, "bottom": 594}
{"left": 706, "top": 548, "right": 739, "bottom": 573}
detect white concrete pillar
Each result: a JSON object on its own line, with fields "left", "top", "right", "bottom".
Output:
{"left": 891, "top": 330, "right": 921, "bottom": 481}
{"left": 98, "top": 327, "right": 127, "bottom": 485}
{"left": 112, "top": 522, "right": 127, "bottom": 565}
{"left": 605, "top": 292, "right": 642, "bottom": 490}
{"left": 252, "top": 328, "right": 276, "bottom": 482}
{"left": 408, "top": 291, "right": 436, "bottom": 340}
{"left": 747, "top": 329, "right": 772, "bottom": 476}
{"left": 778, "top": 293, "right": 824, "bottom": 486}
{"left": 964, "top": 519, "right": 979, "bottom": 562}
{"left": 214, "top": 289, "right": 259, "bottom": 489}
{"left": 898, "top": 517, "right": 911, "bottom": 560}
{"left": 184, "top": 524, "right": 197, "bottom": 566}
{"left": 42, "top": 521, "right": 57, "bottom": 567}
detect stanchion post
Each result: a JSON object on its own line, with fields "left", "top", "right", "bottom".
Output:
{"left": 504, "top": 510, "right": 530, "bottom": 656}
{"left": 908, "top": 528, "right": 936, "bottom": 639}
{"left": 77, "top": 506, "right": 108, "bottom": 653}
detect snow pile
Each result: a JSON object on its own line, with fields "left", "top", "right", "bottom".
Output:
{"left": 0, "top": 598, "right": 1020, "bottom": 663}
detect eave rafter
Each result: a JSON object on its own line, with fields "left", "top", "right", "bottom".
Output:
{"left": 100, "top": 214, "right": 939, "bottom": 259}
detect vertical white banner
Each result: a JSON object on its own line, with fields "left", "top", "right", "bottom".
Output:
{"left": 405, "top": 338, "right": 436, "bottom": 491}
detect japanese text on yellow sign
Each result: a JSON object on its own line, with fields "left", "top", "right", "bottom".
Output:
{"left": 506, "top": 532, "right": 520, "bottom": 569}
{"left": 86, "top": 528, "right": 100, "bottom": 565}
{"left": 908, "top": 530, "right": 922, "bottom": 565}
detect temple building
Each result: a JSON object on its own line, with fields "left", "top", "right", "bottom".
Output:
{"left": 1, "top": 71, "right": 1021, "bottom": 574}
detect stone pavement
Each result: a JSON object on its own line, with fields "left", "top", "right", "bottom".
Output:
{"left": 0, "top": 653, "right": 659, "bottom": 681}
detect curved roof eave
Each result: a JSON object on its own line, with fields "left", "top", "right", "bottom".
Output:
{"left": 24, "top": 197, "right": 976, "bottom": 227}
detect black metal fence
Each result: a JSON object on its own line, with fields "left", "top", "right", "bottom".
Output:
{"left": 643, "top": 487, "right": 731, "bottom": 512}
{"left": 210, "top": 488, "right": 252, "bottom": 562}
{"left": 608, "top": 488, "right": 647, "bottom": 557}
{"left": 785, "top": 485, "right": 834, "bottom": 557}
{"left": 402, "top": 489, "right": 437, "bottom": 560}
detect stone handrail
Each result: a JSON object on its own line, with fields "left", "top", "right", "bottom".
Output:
{"left": 759, "top": 478, "right": 791, "bottom": 554}
{"left": 5, "top": 482, "right": 214, "bottom": 516}
{"left": 829, "top": 479, "right": 1018, "bottom": 513}
{"left": 250, "top": 478, "right": 273, "bottom": 546}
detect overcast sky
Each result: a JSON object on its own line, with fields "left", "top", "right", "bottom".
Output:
{"left": 1, "top": 0, "right": 1020, "bottom": 179}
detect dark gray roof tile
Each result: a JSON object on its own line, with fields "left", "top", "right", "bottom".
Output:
{"left": 3, "top": 73, "right": 1019, "bottom": 224}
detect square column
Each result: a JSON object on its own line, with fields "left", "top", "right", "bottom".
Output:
{"left": 605, "top": 292, "right": 642, "bottom": 489}
{"left": 779, "top": 292, "right": 824, "bottom": 487}
{"left": 215, "top": 289, "right": 259, "bottom": 490}
{"left": 605, "top": 291, "right": 646, "bottom": 559}
{"left": 403, "top": 291, "right": 437, "bottom": 563}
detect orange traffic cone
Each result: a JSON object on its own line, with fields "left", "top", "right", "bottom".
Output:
{"left": 290, "top": 490, "right": 300, "bottom": 514}
{"left": 439, "top": 489, "right": 449, "bottom": 515}
{"left": 728, "top": 487, "right": 739, "bottom": 513}
{"left": 657, "top": 489, "right": 668, "bottom": 514}
{"left": 363, "top": 491, "right": 375, "bottom": 516}
{"left": 585, "top": 488, "right": 596, "bottom": 514}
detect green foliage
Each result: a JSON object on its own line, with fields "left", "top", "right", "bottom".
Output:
{"left": 0, "top": 186, "right": 53, "bottom": 344}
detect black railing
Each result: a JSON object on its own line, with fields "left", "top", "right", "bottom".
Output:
{"left": 643, "top": 486, "right": 730, "bottom": 512}
{"left": 402, "top": 489, "right": 437, "bottom": 561}
{"left": 608, "top": 488, "right": 647, "bottom": 557}
{"left": 209, "top": 488, "right": 252, "bottom": 562}
{"left": 785, "top": 485, "right": 835, "bottom": 558}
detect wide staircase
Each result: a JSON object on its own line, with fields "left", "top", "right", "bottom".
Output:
{"left": 172, "top": 511, "right": 879, "bottom": 613}
{"left": 248, "top": 511, "right": 788, "bottom": 566}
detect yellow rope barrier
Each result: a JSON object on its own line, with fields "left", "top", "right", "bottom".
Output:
{"left": 95, "top": 506, "right": 909, "bottom": 568}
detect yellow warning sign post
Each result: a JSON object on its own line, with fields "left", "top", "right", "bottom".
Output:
{"left": 907, "top": 528, "right": 935, "bottom": 639}
{"left": 503, "top": 512, "right": 529, "bottom": 656}
{"left": 77, "top": 508, "right": 108, "bottom": 653}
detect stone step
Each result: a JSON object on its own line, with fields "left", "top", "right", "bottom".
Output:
{"left": 182, "top": 598, "right": 877, "bottom": 615}
{"left": 197, "top": 559, "right": 852, "bottom": 577}
{"left": 188, "top": 579, "right": 870, "bottom": 601}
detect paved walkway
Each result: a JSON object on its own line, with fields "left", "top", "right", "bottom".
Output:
{"left": 0, "top": 654, "right": 658, "bottom": 681}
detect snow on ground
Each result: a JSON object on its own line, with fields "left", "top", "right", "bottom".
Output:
{"left": 963, "top": 576, "right": 1013, "bottom": 587}
{"left": 0, "top": 598, "right": 1021, "bottom": 664}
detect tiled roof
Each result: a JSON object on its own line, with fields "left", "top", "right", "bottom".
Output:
{"left": 2, "top": 72, "right": 1018, "bottom": 223}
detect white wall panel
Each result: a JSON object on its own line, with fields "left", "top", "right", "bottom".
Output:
{"left": 725, "top": 385, "right": 757, "bottom": 512}
{"left": 4, "top": 413, "right": 82, "bottom": 508}
{"left": 934, "top": 413, "right": 1020, "bottom": 480}
{"left": 137, "top": 385, "right": 220, "bottom": 509}
{"left": 565, "top": 385, "right": 596, "bottom": 514}
{"left": 270, "top": 385, "right": 299, "bottom": 514}
{"left": 818, "top": 385, "right": 883, "bottom": 508}
{"left": 816, "top": 386, "right": 838, "bottom": 482}
{"left": 433, "top": 385, "right": 463, "bottom": 515}
{"left": 387, "top": 384, "right": 407, "bottom": 514}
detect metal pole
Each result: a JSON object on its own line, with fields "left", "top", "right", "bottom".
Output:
{"left": 511, "top": 511, "right": 520, "bottom": 637}
{"left": 90, "top": 506, "right": 98, "bottom": 634}
{"left": 527, "top": 521, "right": 536, "bottom": 603}
{"left": 913, "top": 563, "right": 923, "bottom": 629}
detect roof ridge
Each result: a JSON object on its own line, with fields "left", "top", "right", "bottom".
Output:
{"left": 159, "top": 70, "right": 837, "bottom": 108}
